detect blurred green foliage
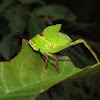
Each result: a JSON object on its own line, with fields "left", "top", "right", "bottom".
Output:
{"left": 0, "top": 0, "right": 77, "bottom": 60}
{"left": 0, "top": 0, "right": 100, "bottom": 100}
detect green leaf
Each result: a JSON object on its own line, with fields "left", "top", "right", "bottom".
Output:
{"left": 0, "top": 40, "right": 100, "bottom": 99}
{"left": 20, "top": 0, "right": 41, "bottom": 4}
{"left": 33, "top": 5, "right": 77, "bottom": 22}
{"left": 0, "top": 35, "right": 19, "bottom": 60}
{"left": 3, "top": 7, "right": 27, "bottom": 34}
{"left": 0, "top": 0, "right": 11, "bottom": 13}
{"left": 29, "top": 17, "right": 46, "bottom": 37}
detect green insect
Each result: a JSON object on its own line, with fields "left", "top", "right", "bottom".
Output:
{"left": 28, "top": 24, "right": 99, "bottom": 75}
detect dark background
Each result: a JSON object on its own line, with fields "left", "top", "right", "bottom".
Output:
{"left": 0, "top": 0, "right": 100, "bottom": 100}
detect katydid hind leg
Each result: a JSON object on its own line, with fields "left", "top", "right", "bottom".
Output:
{"left": 67, "top": 39, "right": 100, "bottom": 63}
{"left": 50, "top": 39, "right": 99, "bottom": 63}
{"left": 73, "top": 39, "right": 99, "bottom": 63}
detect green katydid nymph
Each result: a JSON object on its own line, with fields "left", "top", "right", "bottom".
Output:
{"left": 27, "top": 24, "right": 99, "bottom": 75}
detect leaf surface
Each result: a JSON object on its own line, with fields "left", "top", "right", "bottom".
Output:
{"left": 33, "top": 5, "right": 77, "bottom": 22}
{"left": 0, "top": 40, "right": 100, "bottom": 99}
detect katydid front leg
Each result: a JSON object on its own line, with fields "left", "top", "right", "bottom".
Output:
{"left": 44, "top": 53, "right": 48, "bottom": 72}
{"left": 44, "top": 53, "right": 60, "bottom": 75}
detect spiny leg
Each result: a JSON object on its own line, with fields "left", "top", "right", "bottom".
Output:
{"left": 44, "top": 53, "right": 48, "bottom": 72}
{"left": 50, "top": 39, "right": 99, "bottom": 63}
{"left": 46, "top": 53, "right": 60, "bottom": 75}
{"left": 52, "top": 55, "right": 60, "bottom": 75}
{"left": 68, "top": 39, "right": 100, "bottom": 63}
{"left": 44, "top": 53, "right": 60, "bottom": 75}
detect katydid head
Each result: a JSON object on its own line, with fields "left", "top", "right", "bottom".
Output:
{"left": 28, "top": 39, "right": 39, "bottom": 51}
